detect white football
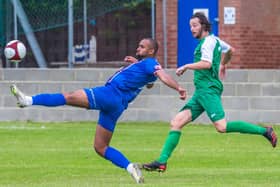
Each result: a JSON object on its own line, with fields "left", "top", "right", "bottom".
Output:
{"left": 4, "top": 40, "right": 26, "bottom": 63}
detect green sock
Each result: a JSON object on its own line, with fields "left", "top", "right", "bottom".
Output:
{"left": 226, "top": 121, "right": 266, "bottom": 135}
{"left": 157, "top": 130, "right": 181, "bottom": 163}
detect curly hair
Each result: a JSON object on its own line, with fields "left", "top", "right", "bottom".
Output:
{"left": 191, "top": 12, "right": 211, "bottom": 32}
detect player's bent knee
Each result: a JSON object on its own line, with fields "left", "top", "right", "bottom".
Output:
{"left": 215, "top": 125, "right": 226, "bottom": 133}
{"left": 214, "top": 119, "right": 227, "bottom": 133}
{"left": 63, "top": 93, "right": 76, "bottom": 102}
{"left": 93, "top": 144, "right": 106, "bottom": 157}
{"left": 170, "top": 119, "right": 183, "bottom": 130}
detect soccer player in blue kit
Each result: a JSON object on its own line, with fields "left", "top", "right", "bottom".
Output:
{"left": 10, "top": 38, "right": 187, "bottom": 183}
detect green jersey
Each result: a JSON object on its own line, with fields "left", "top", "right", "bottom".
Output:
{"left": 193, "top": 35, "right": 223, "bottom": 93}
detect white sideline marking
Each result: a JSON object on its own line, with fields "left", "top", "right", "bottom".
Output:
{"left": 0, "top": 126, "right": 47, "bottom": 130}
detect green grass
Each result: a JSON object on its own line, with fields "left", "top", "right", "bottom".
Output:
{"left": 0, "top": 121, "right": 279, "bottom": 187}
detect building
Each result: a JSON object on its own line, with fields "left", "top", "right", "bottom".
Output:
{"left": 156, "top": 0, "right": 280, "bottom": 69}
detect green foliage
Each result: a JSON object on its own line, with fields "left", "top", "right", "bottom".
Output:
{"left": 0, "top": 121, "right": 279, "bottom": 186}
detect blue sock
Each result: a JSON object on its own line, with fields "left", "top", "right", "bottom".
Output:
{"left": 104, "top": 146, "right": 130, "bottom": 169}
{"left": 32, "top": 93, "right": 66, "bottom": 106}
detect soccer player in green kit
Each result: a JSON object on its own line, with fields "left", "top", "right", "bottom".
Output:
{"left": 143, "top": 12, "right": 277, "bottom": 172}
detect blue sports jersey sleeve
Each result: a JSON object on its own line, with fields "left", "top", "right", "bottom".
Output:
{"left": 143, "top": 58, "right": 160, "bottom": 75}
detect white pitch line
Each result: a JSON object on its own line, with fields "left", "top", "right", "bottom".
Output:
{"left": 0, "top": 125, "right": 47, "bottom": 130}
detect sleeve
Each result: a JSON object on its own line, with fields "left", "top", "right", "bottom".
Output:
{"left": 216, "top": 37, "right": 231, "bottom": 53}
{"left": 200, "top": 37, "right": 217, "bottom": 64}
{"left": 144, "top": 58, "right": 162, "bottom": 75}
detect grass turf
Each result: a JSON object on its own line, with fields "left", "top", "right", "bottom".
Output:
{"left": 0, "top": 121, "right": 279, "bottom": 186}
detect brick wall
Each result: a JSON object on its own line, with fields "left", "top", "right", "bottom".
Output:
{"left": 156, "top": 0, "right": 280, "bottom": 69}
{"left": 220, "top": 0, "right": 280, "bottom": 69}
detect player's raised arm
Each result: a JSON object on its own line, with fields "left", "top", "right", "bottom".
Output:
{"left": 155, "top": 69, "right": 186, "bottom": 100}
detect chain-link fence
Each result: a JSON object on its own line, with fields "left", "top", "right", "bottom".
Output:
{"left": 0, "top": 0, "right": 151, "bottom": 67}
{"left": 1, "top": 0, "right": 146, "bottom": 44}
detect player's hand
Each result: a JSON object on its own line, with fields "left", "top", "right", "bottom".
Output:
{"left": 124, "top": 56, "right": 138, "bottom": 63}
{"left": 219, "top": 64, "right": 226, "bottom": 80}
{"left": 176, "top": 66, "right": 187, "bottom": 76}
{"left": 178, "top": 86, "right": 187, "bottom": 100}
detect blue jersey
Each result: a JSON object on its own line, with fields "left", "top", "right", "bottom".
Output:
{"left": 84, "top": 57, "right": 161, "bottom": 132}
{"left": 106, "top": 57, "right": 160, "bottom": 103}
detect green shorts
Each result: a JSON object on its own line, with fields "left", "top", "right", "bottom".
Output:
{"left": 180, "top": 90, "right": 225, "bottom": 122}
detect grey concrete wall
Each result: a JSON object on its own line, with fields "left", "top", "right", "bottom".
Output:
{"left": 1, "top": 68, "right": 280, "bottom": 124}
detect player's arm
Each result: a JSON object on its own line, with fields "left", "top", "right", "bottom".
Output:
{"left": 218, "top": 36, "right": 235, "bottom": 79}
{"left": 176, "top": 60, "right": 211, "bottom": 76}
{"left": 219, "top": 47, "right": 235, "bottom": 80}
{"left": 155, "top": 69, "right": 186, "bottom": 100}
{"left": 217, "top": 37, "right": 235, "bottom": 65}
{"left": 177, "top": 37, "right": 216, "bottom": 76}
{"left": 221, "top": 46, "right": 235, "bottom": 65}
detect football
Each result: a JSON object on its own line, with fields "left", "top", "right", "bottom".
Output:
{"left": 4, "top": 40, "right": 26, "bottom": 63}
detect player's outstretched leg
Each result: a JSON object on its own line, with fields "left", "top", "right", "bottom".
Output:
{"left": 142, "top": 161, "right": 167, "bottom": 172}
{"left": 226, "top": 121, "right": 277, "bottom": 148}
{"left": 263, "top": 126, "right": 277, "bottom": 148}
{"left": 10, "top": 84, "right": 29, "bottom": 107}
{"left": 10, "top": 84, "right": 67, "bottom": 107}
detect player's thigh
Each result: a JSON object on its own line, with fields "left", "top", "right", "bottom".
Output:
{"left": 85, "top": 86, "right": 123, "bottom": 110}
{"left": 94, "top": 106, "right": 125, "bottom": 155}
{"left": 199, "top": 92, "right": 225, "bottom": 122}
{"left": 98, "top": 107, "right": 124, "bottom": 132}
{"left": 63, "top": 89, "right": 89, "bottom": 108}
{"left": 180, "top": 93, "right": 204, "bottom": 122}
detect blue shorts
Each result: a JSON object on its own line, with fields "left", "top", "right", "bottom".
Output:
{"left": 84, "top": 85, "right": 126, "bottom": 132}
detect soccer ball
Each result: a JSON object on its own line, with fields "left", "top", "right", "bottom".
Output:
{"left": 4, "top": 40, "right": 26, "bottom": 63}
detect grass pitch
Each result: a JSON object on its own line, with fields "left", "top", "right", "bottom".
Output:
{"left": 0, "top": 121, "right": 279, "bottom": 187}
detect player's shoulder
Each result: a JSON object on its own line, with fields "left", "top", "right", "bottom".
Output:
{"left": 210, "top": 35, "right": 231, "bottom": 52}
{"left": 201, "top": 35, "right": 218, "bottom": 51}
{"left": 205, "top": 34, "right": 218, "bottom": 44}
